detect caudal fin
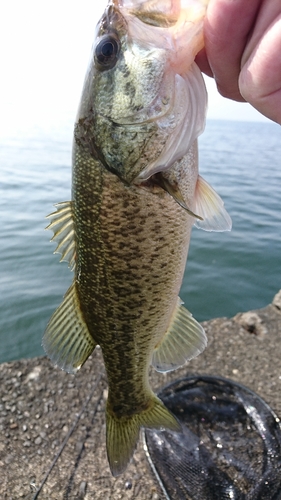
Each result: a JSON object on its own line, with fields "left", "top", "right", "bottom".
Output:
{"left": 106, "top": 395, "right": 181, "bottom": 476}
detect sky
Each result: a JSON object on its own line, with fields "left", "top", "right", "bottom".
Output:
{"left": 0, "top": 0, "right": 270, "bottom": 139}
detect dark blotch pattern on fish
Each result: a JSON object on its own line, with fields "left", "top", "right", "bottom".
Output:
{"left": 72, "top": 144, "right": 192, "bottom": 414}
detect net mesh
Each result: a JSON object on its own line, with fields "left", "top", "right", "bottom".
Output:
{"left": 144, "top": 375, "right": 281, "bottom": 500}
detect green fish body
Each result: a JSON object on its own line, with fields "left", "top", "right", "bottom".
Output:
{"left": 43, "top": 0, "right": 231, "bottom": 476}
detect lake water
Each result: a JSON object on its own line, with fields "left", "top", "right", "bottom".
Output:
{"left": 0, "top": 119, "right": 280, "bottom": 364}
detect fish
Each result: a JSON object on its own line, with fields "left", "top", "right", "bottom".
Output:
{"left": 43, "top": 0, "right": 231, "bottom": 476}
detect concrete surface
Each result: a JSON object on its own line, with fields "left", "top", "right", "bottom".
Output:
{"left": 1, "top": 290, "right": 281, "bottom": 499}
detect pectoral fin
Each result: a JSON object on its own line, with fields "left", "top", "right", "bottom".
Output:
{"left": 193, "top": 176, "right": 232, "bottom": 232}
{"left": 156, "top": 173, "right": 203, "bottom": 220}
{"left": 46, "top": 201, "right": 76, "bottom": 270}
{"left": 152, "top": 298, "right": 207, "bottom": 373}
{"left": 43, "top": 283, "right": 96, "bottom": 373}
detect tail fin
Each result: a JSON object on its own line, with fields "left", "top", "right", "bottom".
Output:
{"left": 106, "top": 394, "right": 181, "bottom": 476}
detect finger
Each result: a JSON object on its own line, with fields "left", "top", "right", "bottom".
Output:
{"left": 204, "top": 0, "right": 262, "bottom": 101}
{"left": 195, "top": 48, "right": 214, "bottom": 77}
{"left": 241, "top": 0, "right": 281, "bottom": 65}
{"left": 239, "top": 12, "right": 281, "bottom": 124}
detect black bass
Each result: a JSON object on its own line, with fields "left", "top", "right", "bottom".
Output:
{"left": 43, "top": 0, "right": 231, "bottom": 476}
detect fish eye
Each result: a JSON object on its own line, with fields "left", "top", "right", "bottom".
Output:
{"left": 95, "top": 35, "right": 120, "bottom": 70}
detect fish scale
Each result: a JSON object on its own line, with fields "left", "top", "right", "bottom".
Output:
{"left": 74, "top": 146, "right": 192, "bottom": 345}
{"left": 43, "top": 0, "right": 231, "bottom": 476}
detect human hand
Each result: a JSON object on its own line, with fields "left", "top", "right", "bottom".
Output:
{"left": 195, "top": 0, "right": 281, "bottom": 124}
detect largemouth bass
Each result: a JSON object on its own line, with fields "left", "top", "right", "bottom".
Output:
{"left": 43, "top": 0, "right": 231, "bottom": 476}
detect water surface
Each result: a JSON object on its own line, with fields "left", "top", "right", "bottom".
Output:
{"left": 0, "top": 119, "right": 280, "bottom": 363}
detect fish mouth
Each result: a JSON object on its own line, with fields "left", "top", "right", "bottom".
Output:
{"left": 101, "top": 2, "right": 128, "bottom": 37}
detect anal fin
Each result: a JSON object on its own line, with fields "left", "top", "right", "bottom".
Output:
{"left": 43, "top": 282, "right": 96, "bottom": 373}
{"left": 152, "top": 298, "right": 207, "bottom": 373}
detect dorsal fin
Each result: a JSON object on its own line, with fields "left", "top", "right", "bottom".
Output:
{"left": 152, "top": 298, "right": 207, "bottom": 373}
{"left": 46, "top": 201, "right": 76, "bottom": 270}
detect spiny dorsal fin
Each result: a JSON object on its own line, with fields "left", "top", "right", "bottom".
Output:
{"left": 152, "top": 298, "right": 207, "bottom": 373}
{"left": 46, "top": 201, "right": 76, "bottom": 270}
{"left": 43, "top": 282, "right": 96, "bottom": 373}
{"left": 193, "top": 175, "right": 232, "bottom": 232}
